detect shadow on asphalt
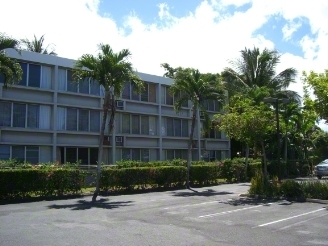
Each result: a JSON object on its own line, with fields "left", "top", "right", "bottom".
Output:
{"left": 47, "top": 198, "right": 133, "bottom": 210}
{"left": 222, "top": 197, "right": 279, "bottom": 206}
{"left": 171, "top": 189, "right": 233, "bottom": 197}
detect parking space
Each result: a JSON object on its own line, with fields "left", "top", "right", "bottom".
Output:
{"left": 1, "top": 183, "right": 328, "bottom": 246}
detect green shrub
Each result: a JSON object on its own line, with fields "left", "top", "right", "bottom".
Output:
{"left": 0, "top": 168, "right": 85, "bottom": 200}
{"left": 100, "top": 166, "right": 187, "bottom": 191}
{"left": 249, "top": 170, "right": 280, "bottom": 197}
{"left": 190, "top": 164, "right": 220, "bottom": 185}
{"left": 280, "top": 180, "right": 304, "bottom": 199}
{"left": 300, "top": 181, "right": 328, "bottom": 200}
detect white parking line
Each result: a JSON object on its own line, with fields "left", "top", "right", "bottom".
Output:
{"left": 164, "top": 201, "right": 220, "bottom": 210}
{"left": 254, "top": 208, "right": 326, "bottom": 228}
{"left": 199, "top": 204, "right": 272, "bottom": 218}
{"left": 274, "top": 213, "right": 328, "bottom": 231}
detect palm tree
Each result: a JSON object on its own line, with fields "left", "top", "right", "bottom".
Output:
{"left": 20, "top": 34, "right": 57, "bottom": 55}
{"left": 223, "top": 46, "right": 299, "bottom": 102}
{"left": 74, "top": 44, "right": 144, "bottom": 202}
{"left": 0, "top": 33, "right": 23, "bottom": 88}
{"left": 161, "top": 63, "right": 224, "bottom": 188}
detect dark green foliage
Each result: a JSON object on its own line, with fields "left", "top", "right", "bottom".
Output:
{"left": 280, "top": 180, "right": 304, "bottom": 199}
{"left": 300, "top": 181, "right": 328, "bottom": 200}
{"left": 190, "top": 165, "right": 220, "bottom": 185}
{"left": 0, "top": 169, "right": 85, "bottom": 200}
{"left": 100, "top": 166, "right": 187, "bottom": 191}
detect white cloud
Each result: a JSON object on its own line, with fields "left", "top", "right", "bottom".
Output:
{"left": 1, "top": 0, "right": 327, "bottom": 131}
{"left": 282, "top": 20, "right": 302, "bottom": 41}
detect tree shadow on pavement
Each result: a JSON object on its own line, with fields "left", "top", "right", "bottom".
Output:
{"left": 47, "top": 198, "right": 133, "bottom": 210}
{"left": 222, "top": 197, "right": 280, "bottom": 206}
{"left": 171, "top": 188, "right": 233, "bottom": 197}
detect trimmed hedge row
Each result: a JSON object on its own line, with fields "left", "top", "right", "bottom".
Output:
{"left": 100, "top": 166, "right": 187, "bottom": 191}
{"left": 0, "top": 169, "right": 85, "bottom": 200}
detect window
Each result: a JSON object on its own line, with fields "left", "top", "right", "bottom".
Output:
{"left": 58, "top": 107, "right": 100, "bottom": 132}
{"left": 122, "top": 82, "right": 131, "bottom": 99}
{"left": 0, "top": 102, "right": 11, "bottom": 127}
{"left": 10, "top": 146, "right": 39, "bottom": 164}
{"left": 0, "top": 73, "right": 5, "bottom": 84}
{"left": 13, "top": 104, "right": 26, "bottom": 127}
{"left": 161, "top": 86, "right": 188, "bottom": 107}
{"left": 17, "top": 63, "right": 44, "bottom": 87}
{"left": 141, "top": 84, "right": 149, "bottom": 102}
{"left": 202, "top": 150, "right": 222, "bottom": 162}
{"left": 60, "top": 147, "right": 98, "bottom": 165}
{"left": 202, "top": 99, "right": 221, "bottom": 112}
{"left": 132, "top": 115, "right": 140, "bottom": 134}
{"left": 12, "top": 146, "right": 26, "bottom": 163}
{"left": 79, "top": 78, "right": 90, "bottom": 94}
{"left": 67, "top": 108, "right": 77, "bottom": 131}
{"left": 121, "top": 149, "right": 150, "bottom": 162}
{"left": 27, "top": 105, "right": 39, "bottom": 128}
{"left": 90, "top": 80, "right": 100, "bottom": 96}
{"left": 141, "top": 116, "right": 149, "bottom": 135}
{"left": 78, "top": 148, "right": 88, "bottom": 164}
{"left": 205, "top": 127, "right": 221, "bottom": 139}
{"left": 149, "top": 83, "right": 156, "bottom": 103}
{"left": 90, "top": 111, "right": 100, "bottom": 132}
{"left": 123, "top": 82, "right": 157, "bottom": 103}
{"left": 28, "top": 64, "right": 41, "bottom": 87}
{"left": 165, "top": 149, "right": 187, "bottom": 160}
{"left": 163, "top": 117, "right": 188, "bottom": 137}
{"left": 66, "top": 148, "right": 77, "bottom": 163}
{"left": 18, "top": 63, "right": 28, "bottom": 86}
{"left": 78, "top": 109, "right": 89, "bottom": 131}
{"left": 0, "top": 145, "right": 10, "bottom": 160}
{"left": 26, "top": 146, "right": 39, "bottom": 164}
{"left": 122, "top": 114, "right": 130, "bottom": 133}
{"left": 67, "top": 70, "right": 78, "bottom": 92}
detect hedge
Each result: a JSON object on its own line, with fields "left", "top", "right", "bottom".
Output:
{"left": 100, "top": 166, "right": 187, "bottom": 191}
{"left": 0, "top": 168, "right": 85, "bottom": 200}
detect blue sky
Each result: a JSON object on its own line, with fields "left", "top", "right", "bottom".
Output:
{"left": 1, "top": 0, "right": 328, "bottom": 129}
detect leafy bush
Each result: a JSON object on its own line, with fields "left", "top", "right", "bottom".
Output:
{"left": 280, "top": 180, "right": 304, "bottom": 199}
{"left": 300, "top": 181, "right": 328, "bottom": 200}
{"left": 0, "top": 168, "right": 86, "bottom": 200}
{"left": 100, "top": 166, "right": 187, "bottom": 191}
{"left": 190, "top": 164, "right": 220, "bottom": 185}
{"left": 249, "top": 170, "right": 280, "bottom": 197}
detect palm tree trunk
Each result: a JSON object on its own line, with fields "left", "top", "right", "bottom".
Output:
{"left": 245, "top": 144, "right": 249, "bottom": 180}
{"left": 108, "top": 90, "right": 116, "bottom": 164}
{"left": 261, "top": 140, "right": 268, "bottom": 178}
{"left": 284, "top": 133, "right": 288, "bottom": 177}
{"left": 187, "top": 106, "right": 197, "bottom": 189}
{"left": 92, "top": 89, "right": 110, "bottom": 202}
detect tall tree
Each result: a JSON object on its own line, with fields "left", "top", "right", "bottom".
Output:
{"left": 161, "top": 63, "right": 224, "bottom": 188}
{"left": 0, "top": 33, "right": 22, "bottom": 88}
{"left": 302, "top": 70, "right": 328, "bottom": 123}
{"left": 20, "top": 34, "right": 57, "bottom": 55}
{"left": 223, "top": 46, "right": 299, "bottom": 102}
{"left": 74, "top": 44, "right": 144, "bottom": 201}
{"left": 216, "top": 92, "right": 276, "bottom": 180}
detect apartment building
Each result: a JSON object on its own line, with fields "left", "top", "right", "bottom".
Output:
{"left": 0, "top": 49, "right": 230, "bottom": 165}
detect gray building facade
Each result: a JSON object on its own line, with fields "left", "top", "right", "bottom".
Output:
{"left": 0, "top": 49, "right": 230, "bottom": 165}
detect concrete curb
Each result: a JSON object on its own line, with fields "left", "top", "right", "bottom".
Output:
{"left": 239, "top": 193, "right": 328, "bottom": 205}
{"left": 306, "top": 198, "right": 328, "bottom": 204}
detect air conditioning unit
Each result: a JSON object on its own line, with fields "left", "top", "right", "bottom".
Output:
{"left": 116, "top": 100, "right": 124, "bottom": 109}
{"left": 115, "top": 136, "right": 123, "bottom": 143}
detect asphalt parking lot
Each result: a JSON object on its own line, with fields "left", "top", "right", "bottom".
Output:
{"left": 1, "top": 183, "right": 328, "bottom": 246}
